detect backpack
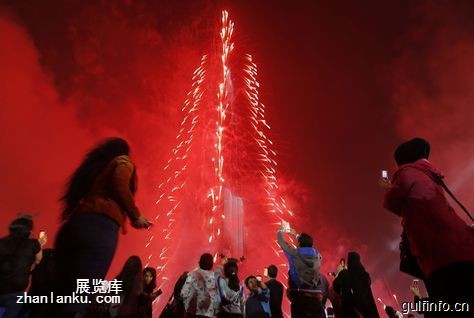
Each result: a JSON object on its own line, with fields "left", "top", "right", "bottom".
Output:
{"left": 295, "top": 251, "right": 321, "bottom": 288}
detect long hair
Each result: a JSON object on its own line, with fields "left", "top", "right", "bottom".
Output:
{"left": 60, "top": 137, "right": 135, "bottom": 221}
{"left": 116, "top": 255, "right": 143, "bottom": 298}
{"left": 143, "top": 267, "right": 157, "bottom": 294}
{"left": 224, "top": 260, "right": 240, "bottom": 292}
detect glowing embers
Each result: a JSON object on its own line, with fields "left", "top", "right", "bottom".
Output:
{"left": 146, "top": 10, "right": 295, "bottom": 311}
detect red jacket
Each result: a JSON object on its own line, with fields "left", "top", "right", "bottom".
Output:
{"left": 384, "top": 159, "right": 474, "bottom": 277}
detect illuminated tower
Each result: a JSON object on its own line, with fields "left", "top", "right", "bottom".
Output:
{"left": 145, "top": 11, "right": 295, "bottom": 307}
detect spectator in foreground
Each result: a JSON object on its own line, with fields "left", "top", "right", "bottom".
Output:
{"left": 381, "top": 137, "right": 474, "bottom": 317}
{"left": 0, "top": 215, "right": 44, "bottom": 318}
{"left": 55, "top": 138, "right": 152, "bottom": 316}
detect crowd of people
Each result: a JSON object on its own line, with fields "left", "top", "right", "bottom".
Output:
{"left": 1, "top": 137, "right": 473, "bottom": 318}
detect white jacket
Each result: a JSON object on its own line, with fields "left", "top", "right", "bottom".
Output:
{"left": 181, "top": 268, "right": 218, "bottom": 317}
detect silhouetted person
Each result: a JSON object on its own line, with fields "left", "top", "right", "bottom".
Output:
{"left": 265, "top": 265, "right": 283, "bottom": 318}
{"left": 384, "top": 306, "right": 402, "bottom": 318}
{"left": 381, "top": 138, "right": 474, "bottom": 317}
{"left": 113, "top": 256, "right": 144, "bottom": 318}
{"left": 0, "top": 215, "right": 43, "bottom": 318}
{"left": 172, "top": 271, "right": 189, "bottom": 318}
{"left": 25, "top": 248, "right": 56, "bottom": 318}
{"left": 333, "top": 252, "right": 379, "bottom": 318}
{"left": 55, "top": 138, "right": 152, "bottom": 317}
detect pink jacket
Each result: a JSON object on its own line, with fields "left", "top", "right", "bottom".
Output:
{"left": 384, "top": 159, "right": 474, "bottom": 277}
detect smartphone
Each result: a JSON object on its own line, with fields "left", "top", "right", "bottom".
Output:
{"left": 413, "top": 279, "right": 419, "bottom": 287}
{"left": 340, "top": 258, "right": 345, "bottom": 265}
{"left": 263, "top": 268, "right": 268, "bottom": 277}
{"left": 381, "top": 170, "right": 388, "bottom": 179}
{"left": 281, "top": 221, "right": 290, "bottom": 232}
{"left": 256, "top": 275, "right": 263, "bottom": 282}
{"left": 39, "top": 230, "right": 46, "bottom": 240}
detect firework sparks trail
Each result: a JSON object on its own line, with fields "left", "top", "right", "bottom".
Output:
{"left": 147, "top": 11, "right": 296, "bottom": 311}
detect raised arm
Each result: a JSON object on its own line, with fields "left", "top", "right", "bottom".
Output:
{"left": 277, "top": 229, "right": 297, "bottom": 256}
{"left": 383, "top": 168, "right": 413, "bottom": 216}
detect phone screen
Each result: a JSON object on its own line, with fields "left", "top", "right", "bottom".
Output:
{"left": 39, "top": 230, "right": 46, "bottom": 240}
{"left": 382, "top": 170, "right": 388, "bottom": 179}
{"left": 263, "top": 268, "right": 268, "bottom": 277}
{"left": 256, "top": 275, "right": 262, "bottom": 282}
{"left": 281, "top": 221, "right": 290, "bottom": 232}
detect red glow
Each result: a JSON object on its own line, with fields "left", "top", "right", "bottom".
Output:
{"left": 147, "top": 11, "right": 294, "bottom": 310}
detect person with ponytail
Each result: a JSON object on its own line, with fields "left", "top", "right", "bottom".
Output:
{"left": 215, "top": 258, "right": 244, "bottom": 318}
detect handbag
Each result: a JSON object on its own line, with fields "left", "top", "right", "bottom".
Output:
{"left": 399, "top": 230, "right": 424, "bottom": 279}
{"left": 399, "top": 171, "right": 474, "bottom": 279}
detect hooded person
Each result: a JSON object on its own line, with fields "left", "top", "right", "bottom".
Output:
{"left": 277, "top": 227, "right": 325, "bottom": 318}
{"left": 332, "top": 252, "right": 379, "bottom": 318}
{"left": 382, "top": 137, "right": 474, "bottom": 317}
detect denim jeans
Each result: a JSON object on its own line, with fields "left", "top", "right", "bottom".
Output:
{"left": 54, "top": 213, "right": 119, "bottom": 315}
{"left": 0, "top": 292, "right": 23, "bottom": 318}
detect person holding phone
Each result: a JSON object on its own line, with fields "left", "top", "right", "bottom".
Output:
{"left": 0, "top": 216, "right": 43, "bottom": 318}
{"left": 276, "top": 226, "right": 325, "bottom": 318}
{"left": 381, "top": 138, "right": 474, "bottom": 316}
{"left": 244, "top": 276, "right": 271, "bottom": 318}
{"left": 54, "top": 138, "right": 152, "bottom": 317}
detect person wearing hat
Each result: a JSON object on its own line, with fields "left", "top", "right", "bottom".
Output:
{"left": 380, "top": 138, "right": 474, "bottom": 317}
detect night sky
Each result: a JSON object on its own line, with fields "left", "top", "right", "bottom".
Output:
{"left": 1, "top": 0, "right": 473, "bottom": 313}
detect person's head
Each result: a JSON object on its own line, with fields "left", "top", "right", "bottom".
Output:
{"left": 117, "top": 255, "right": 143, "bottom": 296}
{"left": 199, "top": 253, "right": 214, "bottom": 271}
{"left": 120, "top": 256, "right": 142, "bottom": 277}
{"left": 340, "top": 258, "right": 346, "bottom": 267}
{"left": 245, "top": 275, "right": 259, "bottom": 292}
{"left": 143, "top": 267, "right": 157, "bottom": 289}
{"left": 223, "top": 260, "right": 238, "bottom": 278}
{"left": 384, "top": 306, "right": 396, "bottom": 318}
{"left": 8, "top": 215, "right": 34, "bottom": 238}
{"left": 61, "top": 137, "right": 134, "bottom": 221}
{"left": 224, "top": 259, "right": 240, "bottom": 291}
{"left": 267, "top": 265, "right": 278, "bottom": 279}
{"left": 297, "top": 233, "right": 313, "bottom": 247}
{"left": 347, "top": 251, "right": 366, "bottom": 272}
{"left": 394, "top": 137, "right": 430, "bottom": 166}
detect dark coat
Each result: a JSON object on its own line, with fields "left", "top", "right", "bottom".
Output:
{"left": 266, "top": 279, "right": 283, "bottom": 318}
{"left": 333, "top": 253, "right": 379, "bottom": 318}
